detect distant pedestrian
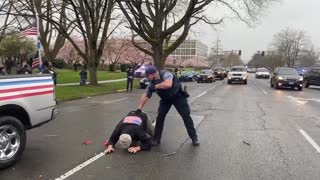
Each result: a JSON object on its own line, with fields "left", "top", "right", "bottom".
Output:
{"left": 127, "top": 67, "right": 134, "bottom": 92}
{"left": 17, "top": 64, "right": 32, "bottom": 75}
{"left": 174, "top": 67, "right": 178, "bottom": 77}
{"left": 41, "top": 61, "right": 51, "bottom": 74}
{"left": 79, "top": 69, "right": 88, "bottom": 85}
{"left": 49, "top": 66, "right": 57, "bottom": 86}
{"left": 0, "top": 66, "right": 7, "bottom": 75}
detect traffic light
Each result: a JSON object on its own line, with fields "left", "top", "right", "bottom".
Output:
{"left": 239, "top": 50, "right": 242, "bottom": 56}
{"left": 261, "top": 51, "right": 265, "bottom": 56}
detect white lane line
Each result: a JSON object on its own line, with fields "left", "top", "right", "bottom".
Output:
{"left": 55, "top": 152, "right": 105, "bottom": 180}
{"left": 190, "top": 92, "right": 207, "bottom": 103}
{"left": 287, "top": 96, "right": 307, "bottom": 105}
{"left": 299, "top": 129, "right": 320, "bottom": 153}
{"left": 190, "top": 83, "right": 222, "bottom": 103}
{"left": 103, "top": 97, "right": 127, "bottom": 104}
{"left": 262, "top": 90, "right": 268, "bottom": 95}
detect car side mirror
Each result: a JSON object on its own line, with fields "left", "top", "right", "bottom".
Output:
{"left": 273, "top": 73, "right": 277, "bottom": 76}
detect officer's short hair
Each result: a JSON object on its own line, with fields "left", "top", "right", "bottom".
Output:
{"left": 145, "top": 66, "right": 158, "bottom": 76}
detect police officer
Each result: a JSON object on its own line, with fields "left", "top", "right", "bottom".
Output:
{"left": 137, "top": 66, "right": 199, "bottom": 146}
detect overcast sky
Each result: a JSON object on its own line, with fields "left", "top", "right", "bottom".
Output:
{"left": 194, "top": 0, "right": 320, "bottom": 63}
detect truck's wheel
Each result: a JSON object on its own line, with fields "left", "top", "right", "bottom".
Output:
{"left": 0, "top": 116, "right": 26, "bottom": 169}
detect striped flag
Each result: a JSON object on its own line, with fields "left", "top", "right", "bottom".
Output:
{"left": 32, "top": 50, "right": 40, "bottom": 68}
{"left": 0, "top": 77, "right": 54, "bottom": 102}
{"left": 20, "top": 23, "right": 37, "bottom": 37}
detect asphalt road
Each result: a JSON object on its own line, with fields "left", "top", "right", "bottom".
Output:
{"left": 1, "top": 74, "right": 320, "bottom": 180}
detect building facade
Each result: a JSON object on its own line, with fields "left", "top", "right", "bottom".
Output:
{"left": 168, "top": 40, "right": 208, "bottom": 67}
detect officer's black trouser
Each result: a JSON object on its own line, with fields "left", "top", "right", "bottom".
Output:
{"left": 127, "top": 78, "right": 133, "bottom": 91}
{"left": 154, "top": 95, "right": 198, "bottom": 142}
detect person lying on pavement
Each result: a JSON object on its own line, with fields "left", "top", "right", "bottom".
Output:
{"left": 104, "top": 110, "right": 154, "bottom": 154}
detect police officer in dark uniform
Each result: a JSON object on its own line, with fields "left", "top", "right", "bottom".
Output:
{"left": 137, "top": 66, "right": 199, "bottom": 146}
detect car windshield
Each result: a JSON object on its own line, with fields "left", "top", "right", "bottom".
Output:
{"left": 182, "top": 72, "right": 193, "bottom": 76}
{"left": 231, "top": 68, "right": 246, "bottom": 72}
{"left": 278, "top": 69, "right": 298, "bottom": 75}
{"left": 213, "top": 68, "right": 224, "bottom": 71}
{"left": 201, "top": 70, "right": 212, "bottom": 74}
{"left": 258, "top": 69, "right": 269, "bottom": 72}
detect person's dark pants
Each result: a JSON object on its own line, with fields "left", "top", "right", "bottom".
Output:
{"left": 80, "top": 78, "right": 86, "bottom": 85}
{"left": 154, "top": 96, "right": 198, "bottom": 142}
{"left": 127, "top": 78, "right": 133, "bottom": 91}
{"left": 53, "top": 78, "right": 57, "bottom": 86}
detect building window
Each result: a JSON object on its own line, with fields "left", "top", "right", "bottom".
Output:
{"left": 186, "top": 49, "right": 190, "bottom": 55}
{"left": 181, "top": 49, "right": 185, "bottom": 55}
{"left": 176, "top": 49, "right": 181, "bottom": 55}
{"left": 191, "top": 49, "right": 196, "bottom": 55}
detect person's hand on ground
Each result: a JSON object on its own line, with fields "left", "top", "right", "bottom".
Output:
{"left": 128, "top": 146, "right": 141, "bottom": 154}
{"left": 104, "top": 145, "right": 114, "bottom": 154}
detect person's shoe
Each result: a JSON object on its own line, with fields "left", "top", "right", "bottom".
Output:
{"left": 151, "top": 139, "right": 161, "bottom": 146}
{"left": 192, "top": 139, "right": 200, "bottom": 146}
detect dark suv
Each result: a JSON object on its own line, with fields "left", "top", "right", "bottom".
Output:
{"left": 212, "top": 67, "right": 226, "bottom": 80}
{"left": 197, "top": 69, "right": 215, "bottom": 83}
{"left": 270, "top": 67, "right": 303, "bottom": 91}
{"left": 303, "top": 67, "right": 320, "bottom": 88}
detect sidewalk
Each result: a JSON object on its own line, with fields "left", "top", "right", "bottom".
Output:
{"left": 57, "top": 78, "right": 127, "bottom": 86}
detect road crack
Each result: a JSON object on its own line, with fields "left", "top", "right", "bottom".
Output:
{"left": 257, "top": 102, "right": 267, "bottom": 130}
{"left": 270, "top": 136, "right": 294, "bottom": 178}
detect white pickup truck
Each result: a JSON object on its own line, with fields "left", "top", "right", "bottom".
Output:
{"left": 0, "top": 75, "right": 57, "bottom": 169}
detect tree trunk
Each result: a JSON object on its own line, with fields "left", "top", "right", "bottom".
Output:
{"left": 152, "top": 44, "right": 166, "bottom": 70}
{"left": 109, "top": 64, "right": 115, "bottom": 72}
{"left": 88, "top": 65, "right": 98, "bottom": 85}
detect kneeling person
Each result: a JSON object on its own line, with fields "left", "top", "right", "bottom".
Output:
{"left": 105, "top": 110, "right": 153, "bottom": 154}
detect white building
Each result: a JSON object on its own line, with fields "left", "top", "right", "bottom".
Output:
{"left": 170, "top": 40, "right": 208, "bottom": 61}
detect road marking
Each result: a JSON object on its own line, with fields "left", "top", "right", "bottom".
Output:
{"left": 295, "top": 97, "right": 320, "bottom": 103}
{"left": 103, "top": 97, "right": 127, "bottom": 104}
{"left": 190, "top": 83, "right": 222, "bottom": 103}
{"left": 262, "top": 90, "right": 268, "bottom": 95}
{"left": 55, "top": 152, "right": 105, "bottom": 180}
{"left": 299, "top": 129, "right": 320, "bottom": 153}
{"left": 287, "top": 96, "right": 308, "bottom": 105}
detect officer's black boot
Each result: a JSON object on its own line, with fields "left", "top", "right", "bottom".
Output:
{"left": 151, "top": 139, "right": 161, "bottom": 146}
{"left": 192, "top": 138, "right": 200, "bottom": 146}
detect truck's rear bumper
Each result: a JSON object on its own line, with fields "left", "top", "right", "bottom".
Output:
{"left": 31, "top": 106, "right": 58, "bottom": 129}
{"left": 51, "top": 107, "right": 58, "bottom": 120}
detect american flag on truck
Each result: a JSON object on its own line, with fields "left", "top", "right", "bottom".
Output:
{"left": 0, "top": 77, "right": 54, "bottom": 101}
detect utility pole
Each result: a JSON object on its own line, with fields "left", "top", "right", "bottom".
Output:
{"left": 216, "top": 36, "right": 220, "bottom": 66}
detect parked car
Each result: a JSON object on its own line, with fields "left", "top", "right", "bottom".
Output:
{"left": 197, "top": 69, "right": 215, "bottom": 83}
{"left": 212, "top": 67, "right": 227, "bottom": 80}
{"left": 303, "top": 67, "right": 320, "bottom": 88}
{"left": 140, "top": 78, "right": 149, "bottom": 89}
{"left": 255, "top": 68, "right": 270, "bottom": 79}
{"left": 227, "top": 66, "right": 248, "bottom": 84}
{"left": 270, "top": 67, "right": 303, "bottom": 91}
{"left": 179, "top": 72, "right": 198, "bottom": 82}
{"left": 0, "top": 74, "right": 57, "bottom": 169}
{"left": 134, "top": 64, "right": 151, "bottom": 78}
